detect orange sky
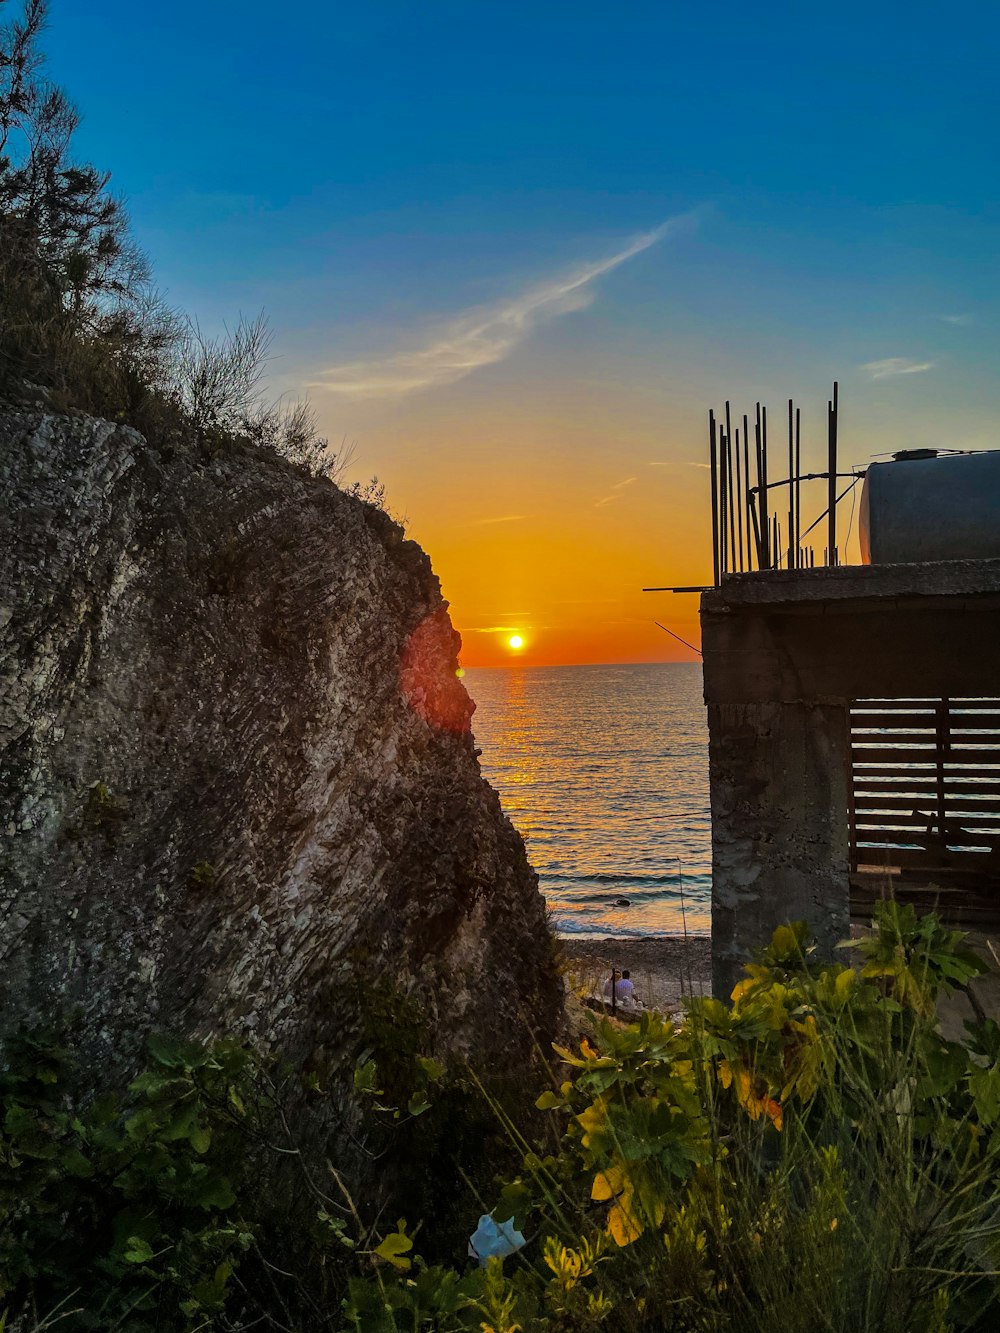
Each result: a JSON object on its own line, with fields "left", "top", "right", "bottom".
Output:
{"left": 428, "top": 506, "right": 706, "bottom": 668}
{"left": 329, "top": 372, "right": 881, "bottom": 669}
{"left": 305, "top": 239, "right": 973, "bottom": 671}
{"left": 337, "top": 386, "right": 714, "bottom": 668}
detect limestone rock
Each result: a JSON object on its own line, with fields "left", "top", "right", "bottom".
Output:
{"left": 0, "top": 411, "right": 561, "bottom": 1084}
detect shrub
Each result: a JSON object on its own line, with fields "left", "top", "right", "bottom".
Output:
{"left": 0, "top": 1029, "right": 267, "bottom": 1329}
{"left": 0, "top": 2, "right": 356, "bottom": 487}
{"left": 0, "top": 0, "right": 170, "bottom": 410}
{"left": 6, "top": 908, "right": 999, "bottom": 1330}
{"left": 346, "top": 905, "right": 1000, "bottom": 1333}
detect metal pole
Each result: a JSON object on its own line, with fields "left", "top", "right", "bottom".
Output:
{"left": 725, "top": 402, "right": 740, "bottom": 572}
{"left": 725, "top": 413, "right": 736, "bottom": 575}
{"left": 719, "top": 425, "right": 728, "bottom": 574}
{"left": 787, "top": 398, "right": 794, "bottom": 570}
{"left": 828, "top": 382, "right": 839, "bottom": 566}
{"left": 708, "top": 410, "right": 720, "bottom": 586}
{"left": 742, "top": 414, "right": 752, "bottom": 570}
{"left": 761, "top": 404, "right": 770, "bottom": 568}
{"left": 748, "top": 491, "right": 762, "bottom": 568}
{"left": 735, "top": 427, "right": 744, "bottom": 572}
{"left": 753, "top": 406, "right": 764, "bottom": 566}
{"left": 800, "top": 402, "right": 805, "bottom": 565}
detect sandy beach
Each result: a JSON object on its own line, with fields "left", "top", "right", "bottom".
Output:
{"left": 558, "top": 934, "right": 712, "bottom": 1014}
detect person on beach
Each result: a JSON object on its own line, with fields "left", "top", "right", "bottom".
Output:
{"left": 603, "top": 970, "right": 636, "bottom": 1002}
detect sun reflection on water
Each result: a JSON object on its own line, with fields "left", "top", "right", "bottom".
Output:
{"left": 464, "top": 662, "right": 711, "bottom": 939}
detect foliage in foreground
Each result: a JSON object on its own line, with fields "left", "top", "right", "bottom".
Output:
{"left": 4, "top": 905, "right": 1000, "bottom": 1332}
{"left": 0, "top": 1031, "right": 271, "bottom": 1329}
{"left": 346, "top": 905, "right": 1000, "bottom": 1333}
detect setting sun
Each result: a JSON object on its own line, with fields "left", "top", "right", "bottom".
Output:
{"left": 508, "top": 634, "right": 524, "bottom": 650}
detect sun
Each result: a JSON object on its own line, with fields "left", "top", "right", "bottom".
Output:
{"left": 508, "top": 634, "right": 524, "bottom": 651}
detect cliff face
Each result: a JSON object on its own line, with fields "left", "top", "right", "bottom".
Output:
{"left": 0, "top": 411, "right": 561, "bottom": 1083}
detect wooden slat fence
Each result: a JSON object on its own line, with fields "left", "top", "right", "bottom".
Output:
{"left": 849, "top": 698, "right": 1000, "bottom": 918}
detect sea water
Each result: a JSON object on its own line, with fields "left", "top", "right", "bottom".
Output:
{"left": 464, "top": 662, "right": 710, "bottom": 938}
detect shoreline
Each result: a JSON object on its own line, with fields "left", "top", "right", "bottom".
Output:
{"left": 558, "top": 933, "right": 712, "bottom": 1013}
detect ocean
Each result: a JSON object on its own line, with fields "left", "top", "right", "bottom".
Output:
{"left": 463, "top": 662, "right": 711, "bottom": 938}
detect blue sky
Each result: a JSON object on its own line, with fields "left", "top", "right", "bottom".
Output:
{"left": 40, "top": 0, "right": 1000, "bottom": 661}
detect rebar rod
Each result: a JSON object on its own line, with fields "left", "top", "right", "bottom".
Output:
{"left": 799, "top": 476, "right": 862, "bottom": 542}
{"left": 735, "top": 426, "right": 744, "bottom": 572}
{"left": 725, "top": 404, "right": 736, "bottom": 573}
{"left": 742, "top": 414, "right": 752, "bottom": 570}
{"left": 708, "top": 409, "right": 720, "bottom": 586}
{"left": 748, "top": 490, "right": 762, "bottom": 566}
{"left": 832, "top": 378, "right": 837, "bottom": 565}
{"left": 753, "top": 405, "right": 765, "bottom": 567}
{"left": 719, "top": 424, "right": 728, "bottom": 574}
{"left": 800, "top": 402, "right": 805, "bottom": 565}
{"left": 759, "top": 404, "right": 770, "bottom": 568}
{"left": 729, "top": 430, "right": 737, "bottom": 571}
{"left": 787, "top": 399, "right": 794, "bottom": 570}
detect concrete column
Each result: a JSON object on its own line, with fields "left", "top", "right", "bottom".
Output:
{"left": 709, "top": 700, "right": 850, "bottom": 998}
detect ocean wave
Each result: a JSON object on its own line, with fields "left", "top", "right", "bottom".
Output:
{"left": 466, "top": 662, "right": 712, "bottom": 939}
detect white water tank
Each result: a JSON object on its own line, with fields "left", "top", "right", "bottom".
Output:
{"left": 860, "top": 450, "right": 1000, "bottom": 564}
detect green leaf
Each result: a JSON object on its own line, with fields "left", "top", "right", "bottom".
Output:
{"left": 535, "top": 1090, "right": 564, "bottom": 1110}
{"left": 318, "top": 1210, "right": 356, "bottom": 1248}
{"left": 147, "top": 1033, "right": 210, "bottom": 1069}
{"left": 190, "top": 1171, "right": 236, "bottom": 1210}
{"left": 970, "top": 1065, "right": 1000, "bottom": 1124}
{"left": 189, "top": 1124, "right": 212, "bottom": 1154}
{"left": 416, "top": 1055, "right": 446, "bottom": 1082}
{"left": 354, "top": 1059, "right": 383, "bottom": 1096}
{"left": 407, "top": 1095, "right": 431, "bottom": 1117}
{"left": 123, "top": 1236, "right": 155, "bottom": 1264}
{"left": 496, "top": 1179, "right": 533, "bottom": 1231}
{"left": 160, "top": 1102, "right": 200, "bottom": 1142}
{"left": 62, "top": 1146, "right": 94, "bottom": 1178}
{"left": 375, "top": 1224, "right": 413, "bottom": 1271}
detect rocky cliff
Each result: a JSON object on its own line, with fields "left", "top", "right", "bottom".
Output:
{"left": 0, "top": 411, "right": 561, "bottom": 1089}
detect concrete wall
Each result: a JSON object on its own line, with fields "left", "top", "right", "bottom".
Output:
{"left": 708, "top": 701, "right": 849, "bottom": 998}
{"left": 700, "top": 560, "right": 1000, "bottom": 998}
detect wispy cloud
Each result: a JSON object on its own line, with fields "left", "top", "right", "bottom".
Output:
{"left": 594, "top": 475, "right": 637, "bottom": 507}
{"left": 862, "top": 357, "right": 935, "bottom": 380}
{"left": 941, "top": 313, "right": 973, "bottom": 326}
{"left": 311, "top": 214, "right": 696, "bottom": 399}
{"left": 467, "top": 513, "right": 531, "bottom": 526}
{"left": 647, "top": 460, "right": 710, "bottom": 469}
{"left": 461, "top": 625, "right": 526, "bottom": 634}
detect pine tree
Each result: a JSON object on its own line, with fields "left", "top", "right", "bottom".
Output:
{"left": 0, "top": 0, "right": 157, "bottom": 400}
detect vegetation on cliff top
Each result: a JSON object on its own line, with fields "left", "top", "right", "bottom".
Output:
{"left": 0, "top": 0, "right": 371, "bottom": 491}
{"left": 4, "top": 904, "right": 1000, "bottom": 1331}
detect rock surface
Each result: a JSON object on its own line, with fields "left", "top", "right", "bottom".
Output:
{"left": 0, "top": 411, "right": 561, "bottom": 1085}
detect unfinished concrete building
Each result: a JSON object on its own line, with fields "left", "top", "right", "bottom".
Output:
{"left": 668, "top": 389, "right": 1000, "bottom": 995}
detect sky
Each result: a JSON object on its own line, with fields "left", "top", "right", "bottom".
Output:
{"left": 42, "top": 1, "right": 1000, "bottom": 666}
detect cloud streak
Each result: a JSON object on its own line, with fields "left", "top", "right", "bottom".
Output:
{"left": 468, "top": 513, "right": 531, "bottom": 526}
{"left": 647, "top": 460, "right": 711, "bottom": 469}
{"left": 862, "top": 357, "right": 935, "bottom": 380}
{"left": 594, "top": 475, "right": 637, "bottom": 507}
{"left": 461, "top": 625, "right": 527, "bottom": 634}
{"left": 312, "top": 215, "right": 694, "bottom": 399}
